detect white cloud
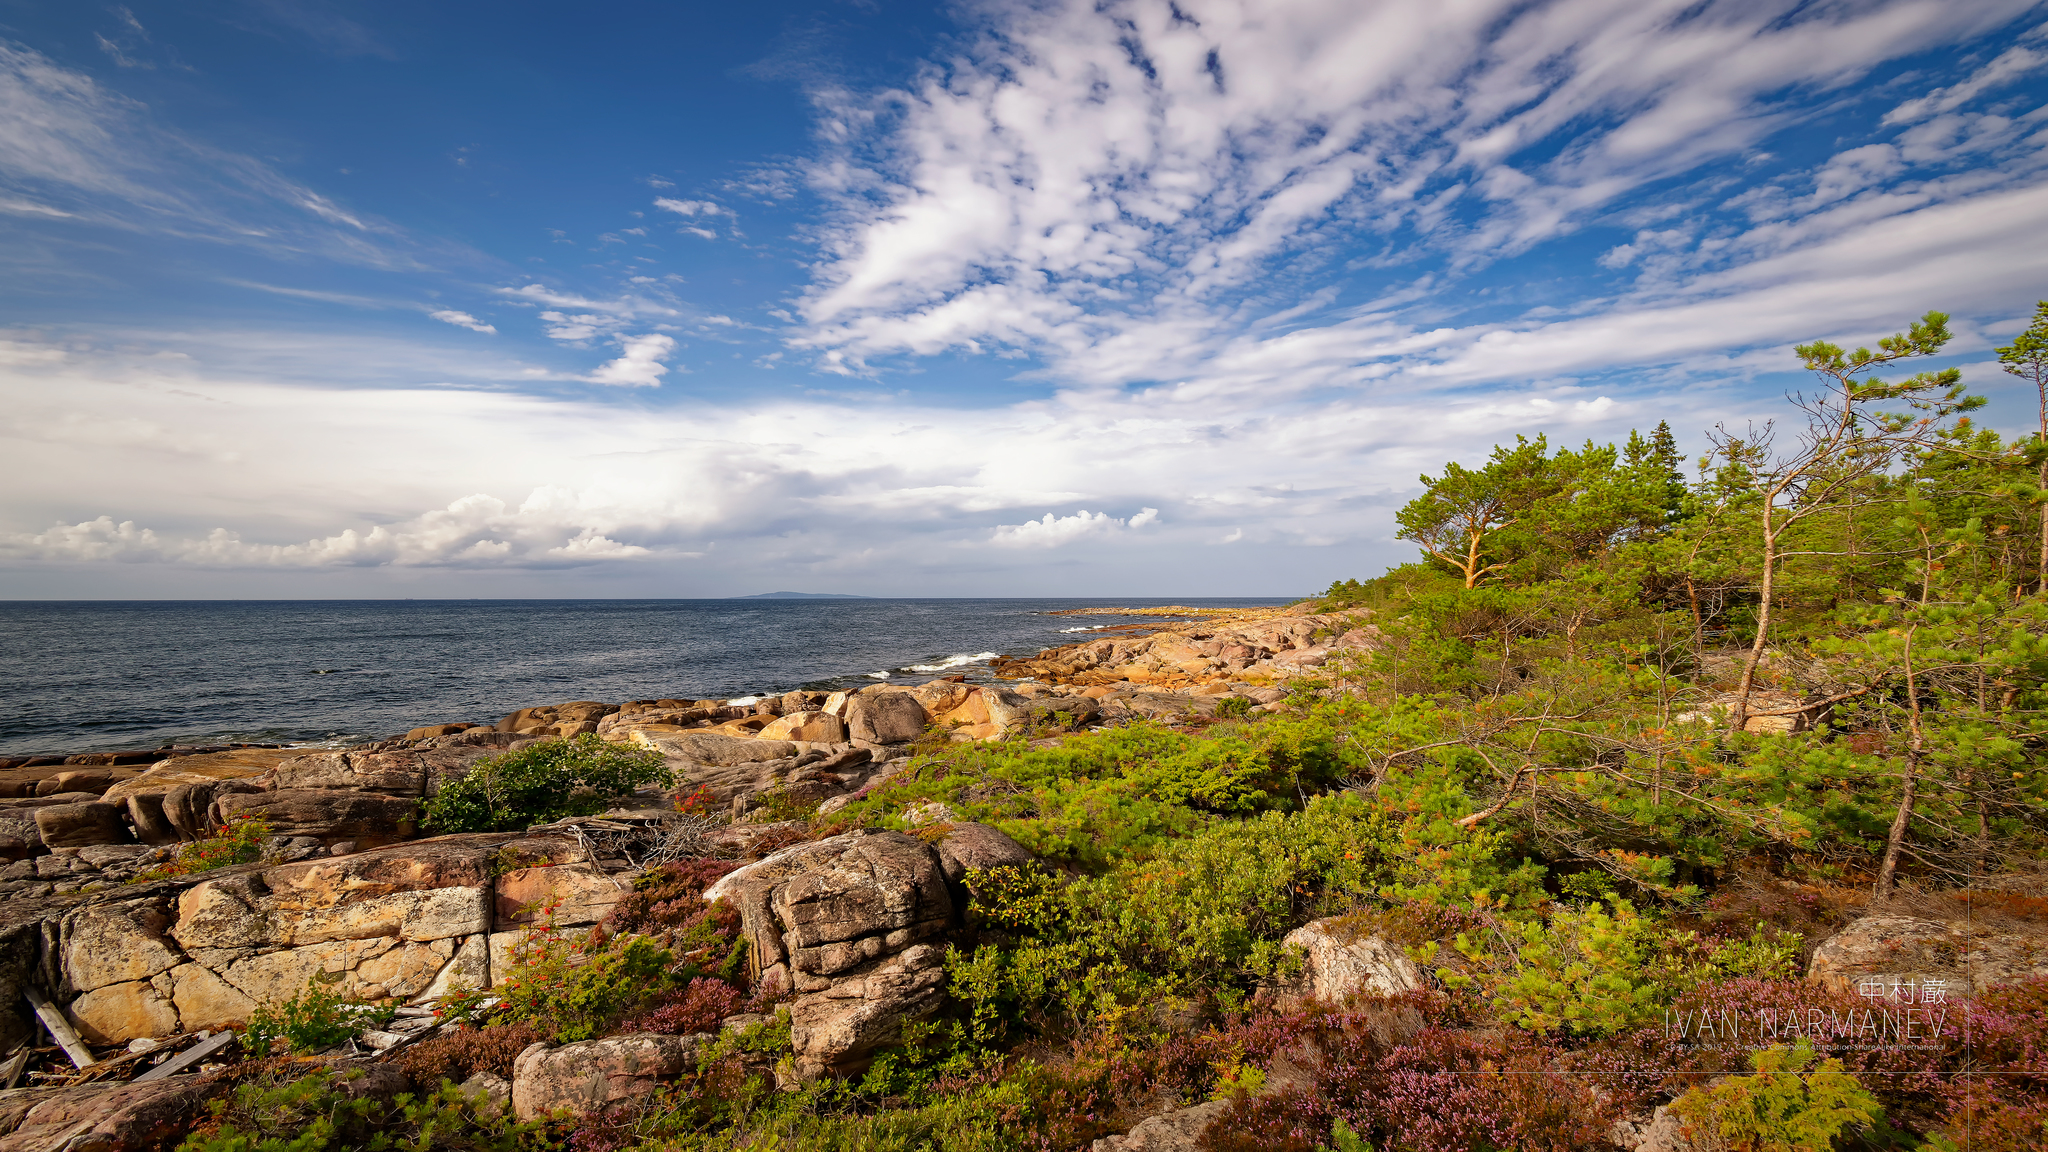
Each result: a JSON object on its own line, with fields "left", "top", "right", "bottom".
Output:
{"left": 583, "top": 333, "right": 676, "bottom": 387}
{"left": 1598, "top": 244, "right": 1639, "bottom": 269}
{"left": 0, "top": 195, "right": 73, "bottom": 218}
{"left": 496, "top": 283, "right": 691, "bottom": 344}
{"left": 540, "top": 311, "right": 613, "bottom": 341}
{"left": 653, "top": 198, "right": 730, "bottom": 218}
{"left": 428, "top": 309, "right": 496, "bottom": 334}
{"left": 990, "top": 507, "right": 1160, "bottom": 548}
{"left": 790, "top": 0, "right": 2038, "bottom": 383}
{"left": 0, "top": 40, "right": 428, "bottom": 267}
{"left": 1883, "top": 44, "right": 2047, "bottom": 126}
{"left": 6, "top": 499, "right": 649, "bottom": 568}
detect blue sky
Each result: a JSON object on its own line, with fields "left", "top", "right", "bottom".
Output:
{"left": 3, "top": 0, "right": 2046, "bottom": 598}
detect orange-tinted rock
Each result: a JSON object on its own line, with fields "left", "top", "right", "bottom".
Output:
{"left": 213, "top": 790, "right": 418, "bottom": 846}
{"left": 104, "top": 748, "right": 305, "bottom": 801}
{"left": 494, "top": 865, "right": 631, "bottom": 929}
{"left": 34, "top": 801, "right": 131, "bottom": 848}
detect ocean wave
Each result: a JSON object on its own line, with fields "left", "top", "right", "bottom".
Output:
{"left": 867, "top": 670, "right": 892, "bottom": 679}
{"left": 1056, "top": 625, "right": 1112, "bottom": 633}
{"left": 899, "top": 651, "right": 999, "bottom": 673}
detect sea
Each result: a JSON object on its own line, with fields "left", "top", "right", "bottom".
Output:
{"left": 0, "top": 598, "right": 1295, "bottom": 757}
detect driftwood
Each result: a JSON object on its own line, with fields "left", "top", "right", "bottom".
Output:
{"left": 22, "top": 987, "right": 92, "bottom": 1070}
{"left": 132, "top": 1031, "right": 236, "bottom": 1083}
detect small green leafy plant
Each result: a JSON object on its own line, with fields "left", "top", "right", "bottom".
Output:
{"left": 133, "top": 817, "right": 271, "bottom": 882}
{"left": 421, "top": 733, "right": 672, "bottom": 834}
{"left": 440, "top": 914, "right": 673, "bottom": 1042}
{"left": 244, "top": 977, "right": 395, "bottom": 1056}
{"left": 1318, "top": 1117, "right": 1373, "bottom": 1152}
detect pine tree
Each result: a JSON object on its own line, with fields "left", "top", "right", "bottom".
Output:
{"left": 1651, "top": 420, "right": 1687, "bottom": 521}
{"left": 1710, "top": 311, "right": 1979, "bottom": 733}
{"left": 1995, "top": 301, "right": 2048, "bottom": 593}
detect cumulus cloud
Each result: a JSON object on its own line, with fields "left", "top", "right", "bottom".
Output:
{"left": 990, "top": 508, "right": 1161, "bottom": 548}
{"left": 583, "top": 333, "right": 676, "bottom": 386}
{"left": 428, "top": 309, "right": 496, "bottom": 334}
{"left": 7, "top": 497, "right": 652, "bottom": 569}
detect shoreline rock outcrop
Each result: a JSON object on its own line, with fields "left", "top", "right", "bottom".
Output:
{"left": 0, "top": 602, "right": 1331, "bottom": 1139}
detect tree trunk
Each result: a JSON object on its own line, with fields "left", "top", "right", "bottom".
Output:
{"left": 1875, "top": 625, "right": 1923, "bottom": 901}
{"left": 1729, "top": 511, "right": 1779, "bottom": 733}
{"left": 2037, "top": 374, "right": 2046, "bottom": 595}
{"left": 1685, "top": 574, "right": 1704, "bottom": 650}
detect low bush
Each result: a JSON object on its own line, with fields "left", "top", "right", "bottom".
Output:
{"left": 1670, "top": 1040, "right": 1883, "bottom": 1152}
{"left": 1209, "top": 1020, "right": 1614, "bottom": 1152}
{"left": 243, "top": 977, "right": 394, "bottom": 1056}
{"left": 828, "top": 717, "right": 1368, "bottom": 869}
{"left": 133, "top": 816, "right": 270, "bottom": 882}
{"left": 442, "top": 919, "right": 674, "bottom": 1042}
{"left": 620, "top": 976, "right": 745, "bottom": 1035}
{"left": 178, "top": 1066, "right": 552, "bottom": 1152}
{"left": 398, "top": 1021, "right": 546, "bottom": 1086}
{"left": 422, "top": 734, "right": 672, "bottom": 834}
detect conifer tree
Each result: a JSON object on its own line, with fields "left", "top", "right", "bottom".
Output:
{"left": 1712, "top": 311, "right": 1979, "bottom": 732}
{"left": 1996, "top": 300, "right": 2048, "bottom": 592}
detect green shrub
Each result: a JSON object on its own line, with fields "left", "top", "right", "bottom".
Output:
{"left": 1215, "top": 695, "right": 1256, "bottom": 719}
{"left": 1319, "top": 1117, "right": 1373, "bottom": 1152}
{"left": 829, "top": 716, "right": 1367, "bottom": 869}
{"left": 1458, "top": 899, "right": 1662, "bottom": 1037}
{"left": 956, "top": 792, "right": 1400, "bottom": 1030}
{"left": 178, "top": 1067, "right": 551, "bottom": 1152}
{"left": 244, "top": 977, "right": 395, "bottom": 1056}
{"left": 755, "top": 785, "right": 823, "bottom": 823}
{"left": 421, "top": 733, "right": 672, "bottom": 834}
{"left": 442, "top": 921, "right": 672, "bottom": 1042}
{"left": 133, "top": 816, "right": 270, "bottom": 882}
{"left": 1671, "top": 1040, "right": 1882, "bottom": 1152}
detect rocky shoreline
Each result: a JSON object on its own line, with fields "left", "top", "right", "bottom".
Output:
{"left": 0, "top": 602, "right": 1386, "bottom": 1150}
{"left": 0, "top": 605, "right": 1378, "bottom": 902}
{"left": 0, "top": 599, "right": 2037, "bottom": 1151}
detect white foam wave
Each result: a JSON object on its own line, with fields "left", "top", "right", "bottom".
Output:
{"left": 1056, "top": 625, "right": 1112, "bottom": 633}
{"left": 899, "top": 651, "right": 999, "bottom": 674}
{"left": 866, "top": 670, "right": 892, "bottom": 679}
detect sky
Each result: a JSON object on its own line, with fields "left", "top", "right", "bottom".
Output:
{"left": 2, "top": 0, "right": 2046, "bottom": 599}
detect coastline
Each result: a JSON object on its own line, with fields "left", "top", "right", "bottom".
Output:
{"left": 0, "top": 596, "right": 1302, "bottom": 759}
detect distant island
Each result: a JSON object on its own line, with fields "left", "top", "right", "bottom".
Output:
{"left": 733, "top": 591, "right": 872, "bottom": 599}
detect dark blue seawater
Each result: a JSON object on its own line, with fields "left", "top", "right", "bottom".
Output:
{"left": 0, "top": 598, "right": 1294, "bottom": 756}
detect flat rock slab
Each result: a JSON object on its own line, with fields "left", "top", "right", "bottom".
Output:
{"left": 0, "top": 1074, "right": 225, "bottom": 1152}
{"left": 103, "top": 749, "right": 309, "bottom": 801}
